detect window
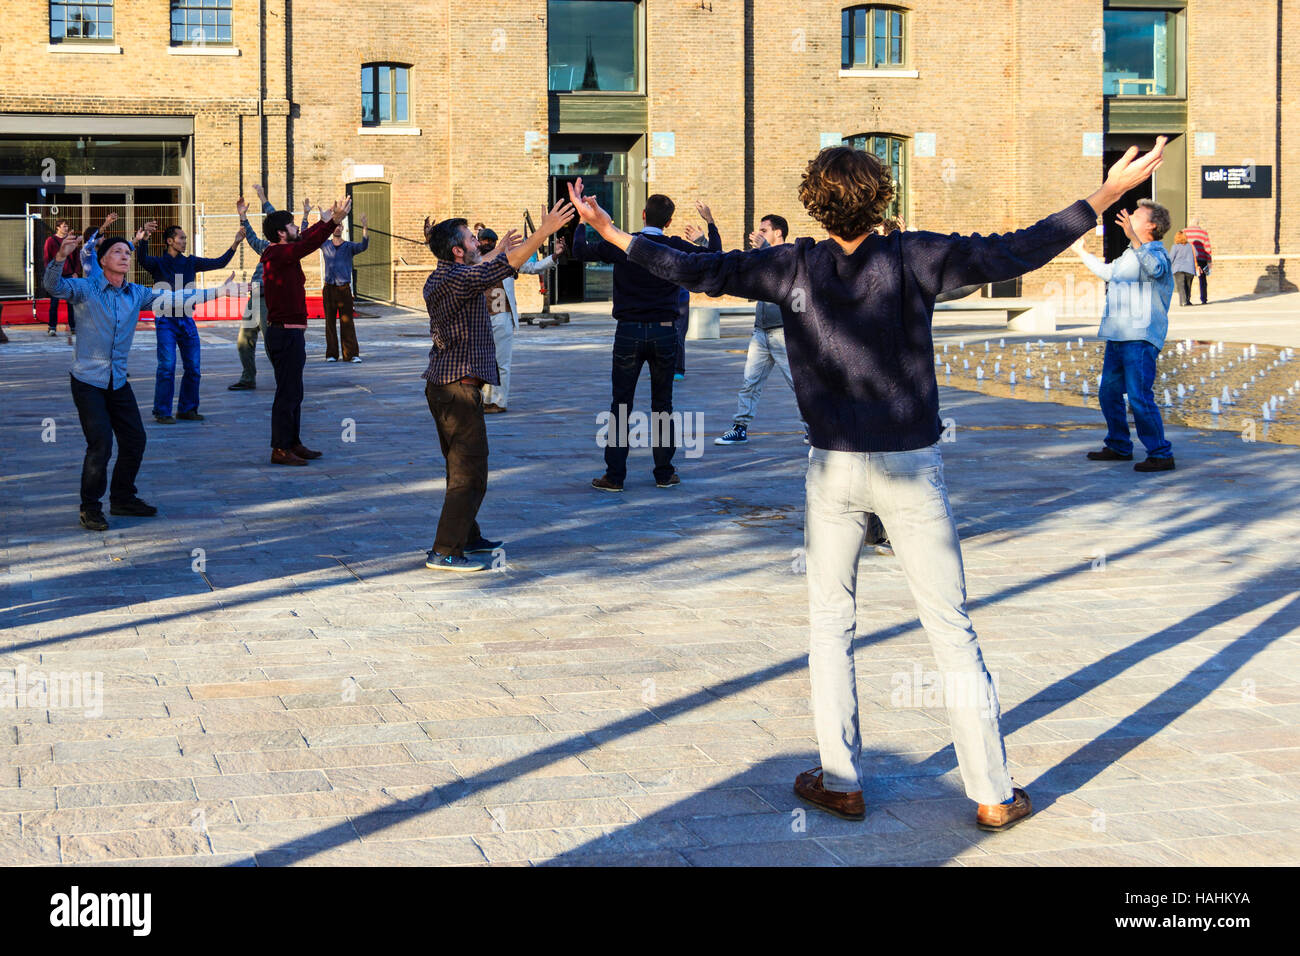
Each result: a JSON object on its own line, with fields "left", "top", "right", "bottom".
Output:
{"left": 548, "top": 1, "right": 640, "bottom": 92}
{"left": 842, "top": 5, "right": 905, "bottom": 69}
{"left": 844, "top": 133, "right": 906, "bottom": 220}
{"left": 361, "top": 64, "right": 410, "bottom": 126}
{"left": 1104, "top": 8, "right": 1178, "bottom": 96}
{"left": 170, "top": 0, "right": 233, "bottom": 46}
{"left": 49, "top": 1, "right": 114, "bottom": 42}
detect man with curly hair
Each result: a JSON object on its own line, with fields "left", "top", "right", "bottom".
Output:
{"left": 567, "top": 136, "right": 1167, "bottom": 833}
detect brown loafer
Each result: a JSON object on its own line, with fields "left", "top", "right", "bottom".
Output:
{"left": 291, "top": 443, "right": 322, "bottom": 460}
{"left": 271, "top": 447, "right": 308, "bottom": 466}
{"left": 793, "top": 767, "right": 866, "bottom": 821}
{"left": 483, "top": 403, "right": 507, "bottom": 414}
{"left": 976, "top": 787, "right": 1033, "bottom": 832}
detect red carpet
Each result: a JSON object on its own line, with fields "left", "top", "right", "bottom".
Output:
{"left": 2, "top": 296, "right": 326, "bottom": 325}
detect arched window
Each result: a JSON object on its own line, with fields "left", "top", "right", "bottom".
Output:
{"left": 844, "top": 133, "right": 906, "bottom": 220}
{"left": 362, "top": 64, "right": 411, "bottom": 127}
{"left": 842, "top": 5, "right": 906, "bottom": 70}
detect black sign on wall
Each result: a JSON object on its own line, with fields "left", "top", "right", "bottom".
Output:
{"left": 1201, "top": 165, "right": 1273, "bottom": 199}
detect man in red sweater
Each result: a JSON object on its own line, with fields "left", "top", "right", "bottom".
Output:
{"left": 259, "top": 196, "right": 351, "bottom": 465}
{"left": 43, "top": 219, "right": 77, "bottom": 336}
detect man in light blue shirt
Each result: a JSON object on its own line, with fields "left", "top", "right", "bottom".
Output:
{"left": 45, "top": 231, "right": 238, "bottom": 530}
{"left": 1074, "top": 199, "right": 1176, "bottom": 472}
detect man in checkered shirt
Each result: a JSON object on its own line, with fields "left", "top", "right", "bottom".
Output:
{"left": 421, "top": 201, "right": 574, "bottom": 572}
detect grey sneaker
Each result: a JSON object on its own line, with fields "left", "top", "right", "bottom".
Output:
{"left": 425, "top": 551, "right": 486, "bottom": 572}
{"left": 715, "top": 423, "right": 748, "bottom": 445}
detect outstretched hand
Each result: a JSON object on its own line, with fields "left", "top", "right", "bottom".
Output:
{"left": 236, "top": 196, "right": 249, "bottom": 218}
{"left": 1089, "top": 136, "right": 1166, "bottom": 214}
{"left": 683, "top": 223, "right": 704, "bottom": 242}
{"left": 55, "top": 234, "right": 83, "bottom": 261}
{"left": 566, "top": 178, "right": 611, "bottom": 234}
{"left": 330, "top": 196, "right": 353, "bottom": 223}
{"left": 1115, "top": 208, "right": 1138, "bottom": 243}
{"left": 539, "top": 198, "right": 576, "bottom": 236}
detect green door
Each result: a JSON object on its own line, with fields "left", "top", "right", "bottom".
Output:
{"left": 348, "top": 182, "right": 391, "bottom": 302}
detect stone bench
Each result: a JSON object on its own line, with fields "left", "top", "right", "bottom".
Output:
{"left": 687, "top": 304, "right": 754, "bottom": 339}
{"left": 688, "top": 297, "right": 1057, "bottom": 337}
{"left": 933, "top": 297, "right": 1058, "bottom": 333}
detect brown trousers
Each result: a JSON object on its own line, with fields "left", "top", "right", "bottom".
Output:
{"left": 425, "top": 380, "right": 489, "bottom": 556}
{"left": 322, "top": 283, "right": 360, "bottom": 360}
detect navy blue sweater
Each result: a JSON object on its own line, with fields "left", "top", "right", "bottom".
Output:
{"left": 573, "top": 223, "right": 721, "bottom": 322}
{"left": 626, "top": 200, "right": 1098, "bottom": 452}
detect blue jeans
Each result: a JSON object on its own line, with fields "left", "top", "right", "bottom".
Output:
{"left": 605, "top": 321, "right": 677, "bottom": 483}
{"left": 153, "top": 315, "right": 202, "bottom": 416}
{"left": 804, "top": 443, "right": 1013, "bottom": 805}
{"left": 734, "top": 326, "right": 803, "bottom": 428}
{"left": 1099, "top": 339, "right": 1172, "bottom": 459}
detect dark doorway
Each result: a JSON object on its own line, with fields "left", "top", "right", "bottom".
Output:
{"left": 1102, "top": 147, "right": 1154, "bottom": 263}
{"left": 549, "top": 148, "right": 628, "bottom": 303}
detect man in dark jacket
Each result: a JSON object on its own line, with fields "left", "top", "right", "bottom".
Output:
{"left": 571, "top": 193, "right": 720, "bottom": 491}
{"left": 568, "top": 136, "right": 1167, "bottom": 833}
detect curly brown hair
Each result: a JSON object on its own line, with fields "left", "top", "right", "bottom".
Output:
{"left": 798, "top": 146, "right": 895, "bottom": 239}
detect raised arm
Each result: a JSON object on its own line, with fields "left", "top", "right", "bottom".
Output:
{"left": 1072, "top": 238, "right": 1115, "bottom": 281}
{"left": 902, "top": 137, "right": 1168, "bottom": 298}
{"left": 694, "top": 202, "right": 723, "bottom": 252}
{"left": 149, "top": 271, "right": 240, "bottom": 316}
{"left": 505, "top": 200, "right": 574, "bottom": 271}
{"left": 81, "top": 229, "right": 101, "bottom": 276}
{"left": 569, "top": 179, "right": 794, "bottom": 304}
{"left": 236, "top": 196, "right": 273, "bottom": 254}
{"left": 292, "top": 197, "right": 351, "bottom": 260}
{"left": 43, "top": 235, "right": 90, "bottom": 303}
{"left": 192, "top": 225, "right": 243, "bottom": 272}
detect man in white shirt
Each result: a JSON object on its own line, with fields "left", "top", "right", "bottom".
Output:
{"left": 475, "top": 227, "right": 563, "bottom": 413}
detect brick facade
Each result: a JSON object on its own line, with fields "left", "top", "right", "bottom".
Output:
{"left": 1, "top": 0, "right": 1293, "bottom": 311}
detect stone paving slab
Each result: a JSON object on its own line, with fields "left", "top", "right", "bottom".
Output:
{"left": 2, "top": 310, "right": 1299, "bottom": 865}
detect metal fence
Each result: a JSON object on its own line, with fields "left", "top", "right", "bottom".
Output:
{"left": 21, "top": 205, "right": 252, "bottom": 294}
{"left": 0, "top": 215, "right": 29, "bottom": 299}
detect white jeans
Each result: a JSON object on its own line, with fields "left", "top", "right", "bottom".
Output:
{"left": 803, "top": 443, "right": 1013, "bottom": 805}
{"left": 734, "top": 327, "right": 800, "bottom": 427}
{"left": 482, "top": 311, "right": 514, "bottom": 408}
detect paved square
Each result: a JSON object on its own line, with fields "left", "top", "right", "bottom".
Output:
{"left": 2, "top": 308, "right": 1297, "bottom": 866}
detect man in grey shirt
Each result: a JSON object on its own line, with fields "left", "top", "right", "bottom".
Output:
{"left": 715, "top": 215, "right": 808, "bottom": 446}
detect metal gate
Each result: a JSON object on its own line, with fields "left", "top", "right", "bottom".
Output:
{"left": 0, "top": 215, "right": 30, "bottom": 300}
{"left": 348, "top": 182, "right": 392, "bottom": 302}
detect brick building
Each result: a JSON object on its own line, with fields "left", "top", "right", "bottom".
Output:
{"left": 0, "top": 0, "right": 1294, "bottom": 312}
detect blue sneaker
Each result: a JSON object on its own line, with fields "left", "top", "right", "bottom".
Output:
{"left": 673, "top": 373, "right": 685, "bottom": 382}
{"left": 714, "top": 423, "right": 747, "bottom": 445}
{"left": 425, "top": 551, "right": 486, "bottom": 572}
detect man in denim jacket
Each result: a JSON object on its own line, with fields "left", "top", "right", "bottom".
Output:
{"left": 1074, "top": 198, "right": 1176, "bottom": 472}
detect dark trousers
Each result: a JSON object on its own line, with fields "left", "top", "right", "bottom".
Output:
{"left": 1177, "top": 273, "right": 1193, "bottom": 306}
{"left": 1197, "top": 261, "right": 1210, "bottom": 304}
{"left": 323, "top": 283, "right": 360, "bottom": 361}
{"left": 48, "top": 296, "right": 76, "bottom": 332}
{"left": 605, "top": 321, "right": 678, "bottom": 484}
{"left": 265, "top": 325, "right": 306, "bottom": 449}
{"left": 425, "top": 381, "right": 489, "bottom": 556}
{"left": 674, "top": 300, "right": 689, "bottom": 374}
{"left": 69, "top": 374, "right": 146, "bottom": 511}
